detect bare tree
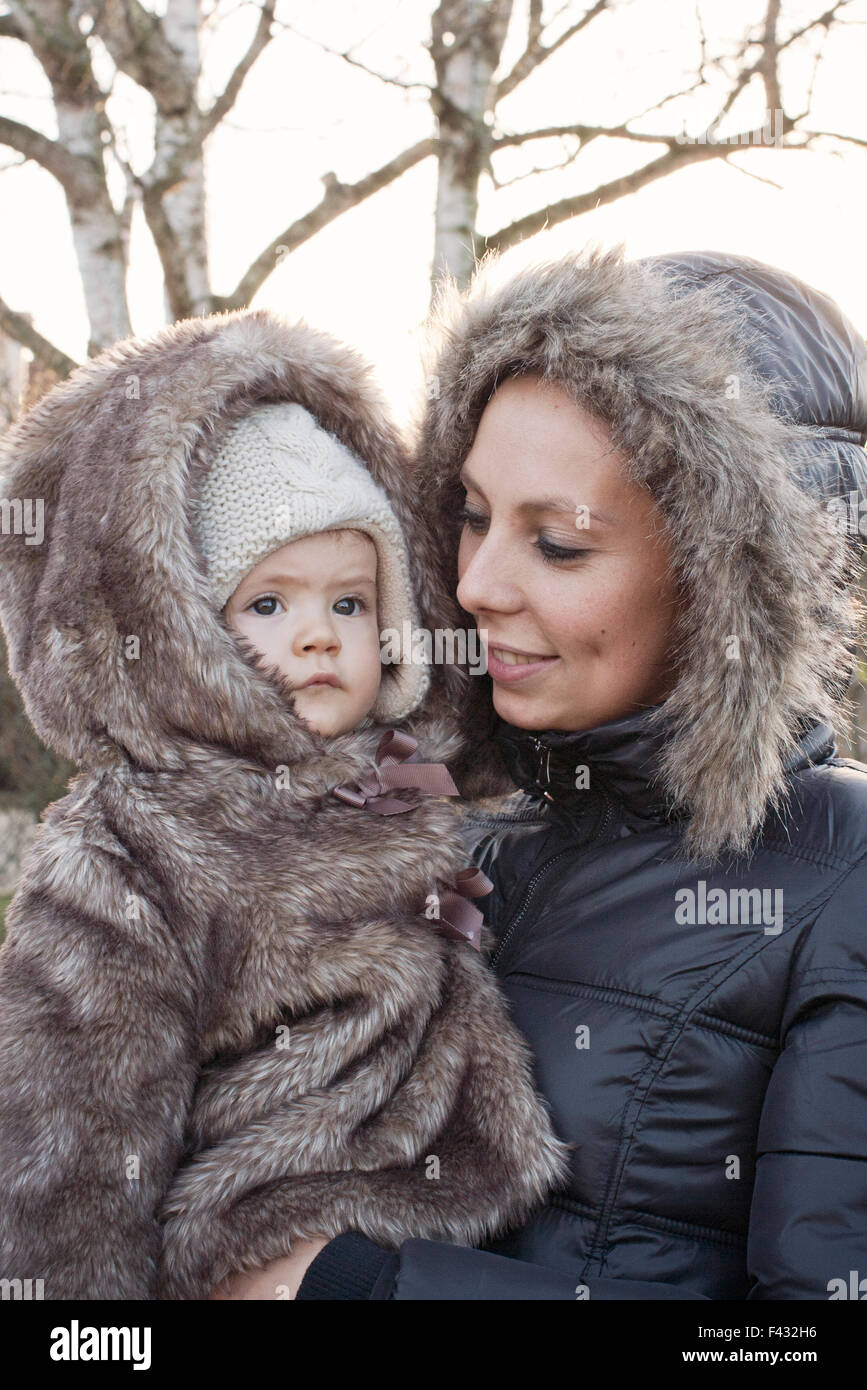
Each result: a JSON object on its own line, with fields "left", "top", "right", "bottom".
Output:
{"left": 0, "top": 0, "right": 436, "bottom": 368}
{"left": 0, "top": 0, "right": 864, "bottom": 382}
{"left": 316, "top": 0, "right": 864, "bottom": 291}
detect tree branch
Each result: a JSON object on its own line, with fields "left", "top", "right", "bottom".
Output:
{"left": 493, "top": 119, "right": 693, "bottom": 150}
{"left": 202, "top": 1, "right": 278, "bottom": 138}
{"left": 0, "top": 115, "right": 86, "bottom": 190}
{"left": 214, "top": 136, "right": 437, "bottom": 311}
{"left": 92, "top": 0, "right": 192, "bottom": 113}
{"left": 0, "top": 295, "right": 79, "bottom": 378}
{"left": 759, "top": 0, "right": 782, "bottom": 117}
{"left": 703, "top": 1, "right": 854, "bottom": 140}
{"left": 527, "top": 0, "right": 545, "bottom": 49}
{"left": 722, "top": 150, "right": 783, "bottom": 189}
{"left": 797, "top": 127, "right": 867, "bottom": 151}
{"left": 496, "top": 0, "right": 610, "bottom": 100}
{"left": 490, "top": 69, "right": 706, "bottom": 153}
{"left": 140, "top": 184, "right": 193, "bottom": 322}
{"left": 273, "top": 17, "right": 433, "bottom": 93}
{"left": 484, "top": 139, "right": 742, "bottom": 254}
{"left": 492, "top": 135, "right": 584, "bottom": 190}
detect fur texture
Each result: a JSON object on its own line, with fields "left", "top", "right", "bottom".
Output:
{"left": 411, "top": 242, "right": 861, "bottom": 862}
{"left": 0, "top": 310, "right": 571, "bottom": 1301}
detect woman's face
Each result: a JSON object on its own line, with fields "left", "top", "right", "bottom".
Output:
{"left": 455, "top": 373, "right": 683, "bottom": 732}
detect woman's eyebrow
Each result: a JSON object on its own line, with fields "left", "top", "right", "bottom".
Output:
{"left": 517, "top": 494, "right": 614, "bottom": 525}
{"left": 460, "top": 470, "right": 614, "bottom": 525}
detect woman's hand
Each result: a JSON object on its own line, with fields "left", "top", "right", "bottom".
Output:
{"left": 208, "top": 1236, "right": 332, "bottom": 1300}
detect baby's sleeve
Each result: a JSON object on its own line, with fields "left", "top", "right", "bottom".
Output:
{"left": 0, "top": 833, "right": 199, "bottom": 1300}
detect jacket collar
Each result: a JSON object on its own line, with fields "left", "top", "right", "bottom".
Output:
{"left": 493, "top": 704, "right": 837, "bottom": 823}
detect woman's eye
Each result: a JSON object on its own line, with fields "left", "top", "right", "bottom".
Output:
{"left": 457, "top": 504, "right": 488, "bottom": 533}
{"left": 458, "top": 504, "right": 587, "bottom": 565}
{"left": 250, "top": 595, "right": 282, "bottom": 616}
{"left": 333, "top": 595, "right": 367, "bottom": 616}
{"left": 535, "top": 536, "right": 590, "bottom": 564}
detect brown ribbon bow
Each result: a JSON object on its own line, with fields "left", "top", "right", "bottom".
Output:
{"left": 432, "top": 866, "right": 494, "bottom": 952}
{"left": 332, "top": 733, "right": 492, "bottom": 950}
{"left": 333, "top": 730, "right": 459, "bottom": 815}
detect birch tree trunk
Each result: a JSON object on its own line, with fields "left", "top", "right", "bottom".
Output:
{"left": 430, "top": 0, "right": 512, "bottom": 292}
{"left": 8, "top": 1, "right": 131, "bottom": 351}
{"left": 153, "top": 0, "right": 210, "bottom": 318}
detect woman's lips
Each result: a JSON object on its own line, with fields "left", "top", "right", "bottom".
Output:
{"left": 484, "top": 645, "right": 559, "bottom": 684}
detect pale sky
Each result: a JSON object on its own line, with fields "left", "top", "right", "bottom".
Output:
{"left": 1, "top": 0, "right": 866, "bottom": 425}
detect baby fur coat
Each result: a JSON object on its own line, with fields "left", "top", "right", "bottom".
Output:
{"left": 0, "top": 309, "right": 571, "bottom": 1301}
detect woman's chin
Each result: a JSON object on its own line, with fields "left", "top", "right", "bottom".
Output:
{"left": 491, "top": 685, "right": 561, "bottom": 730}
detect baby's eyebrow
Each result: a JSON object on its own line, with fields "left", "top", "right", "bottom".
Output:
{"left": 332, "top": 574, "right": 378, "bottom": 587}
{"left": 261, "top": 572, "right": 377, "bottom": 588}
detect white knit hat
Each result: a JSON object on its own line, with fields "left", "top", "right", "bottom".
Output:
{"left": 194, "top": 401, "right": 429, "bottom": 722}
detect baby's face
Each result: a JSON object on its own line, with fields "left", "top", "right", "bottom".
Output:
{"left": 224, "top": 531, "right": 382, "bottom": 736}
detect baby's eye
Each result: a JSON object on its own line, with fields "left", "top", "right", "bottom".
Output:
{"left": 333, "top": 595, "right": 367, "bottom": 616}
{"left": 249, "top": 595, "right": 283, "bottom": 617}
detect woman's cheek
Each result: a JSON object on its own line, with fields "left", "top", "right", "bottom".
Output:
{"left": 547, "top": 572, "right": 612, "bottom": 658}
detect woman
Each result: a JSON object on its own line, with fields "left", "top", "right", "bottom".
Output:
{"left": 259, "top": 245, "right": 867, "bottom": 1300}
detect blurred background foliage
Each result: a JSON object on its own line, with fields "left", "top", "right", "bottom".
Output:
{"left": 0, "top": 630, "right": 74, "bottom": 816}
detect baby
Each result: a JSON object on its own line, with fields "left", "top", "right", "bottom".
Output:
{"left": 205, "top": 400, "right": 416, "bottom": 743}
{"left": 0, "top": 309, "right": 571, "bottom": 1300}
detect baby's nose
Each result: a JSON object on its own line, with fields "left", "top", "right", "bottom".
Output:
{"left": 294, "top": 615, "right": 340, "bottom": 654}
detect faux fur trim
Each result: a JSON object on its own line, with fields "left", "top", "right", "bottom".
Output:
{"left": 410, "top": 242, "right": 861, "bottom": 863}
{"left": 0, "top": 309, "right": 467, "bottom": 782}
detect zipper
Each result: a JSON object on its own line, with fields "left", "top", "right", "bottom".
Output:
{"left": 530, "top": 736, "right": 555, "bottom": 802}
{"left": 592, "top": 792, "right": 615, "bottom": 848}
{"left": 489, "top": 847, "right": 573, "bottom": 970}
{"left": 489, "top": 788, "right": 616, "bottom": 971}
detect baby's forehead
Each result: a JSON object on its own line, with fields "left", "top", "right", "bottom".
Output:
{"left": 249, "top": 530, "right": 378, "bottom": 584}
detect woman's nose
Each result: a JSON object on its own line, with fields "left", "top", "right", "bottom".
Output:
{"left": 456, "top": 530, "right": 522, "bottom": 616}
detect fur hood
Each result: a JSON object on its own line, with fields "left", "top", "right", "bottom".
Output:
{"left": 0, "top": 308, "right": 467, "bottom": 781}
{"left": 413, "top": 243, "right": 867, "bottom": 862}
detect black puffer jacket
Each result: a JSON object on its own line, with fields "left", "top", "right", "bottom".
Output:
{"left": 297, "top": 248, "right": 867, "bottom": 1300}
{"left": 460, "top": 706, "right": 867, "bottom": 1300}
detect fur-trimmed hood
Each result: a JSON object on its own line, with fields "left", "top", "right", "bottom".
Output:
{"left": 0, "top": 309, "right": 464, "bottom": 783}
{"left": 413, "top": 243, "right": 867, "bottom": 863}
